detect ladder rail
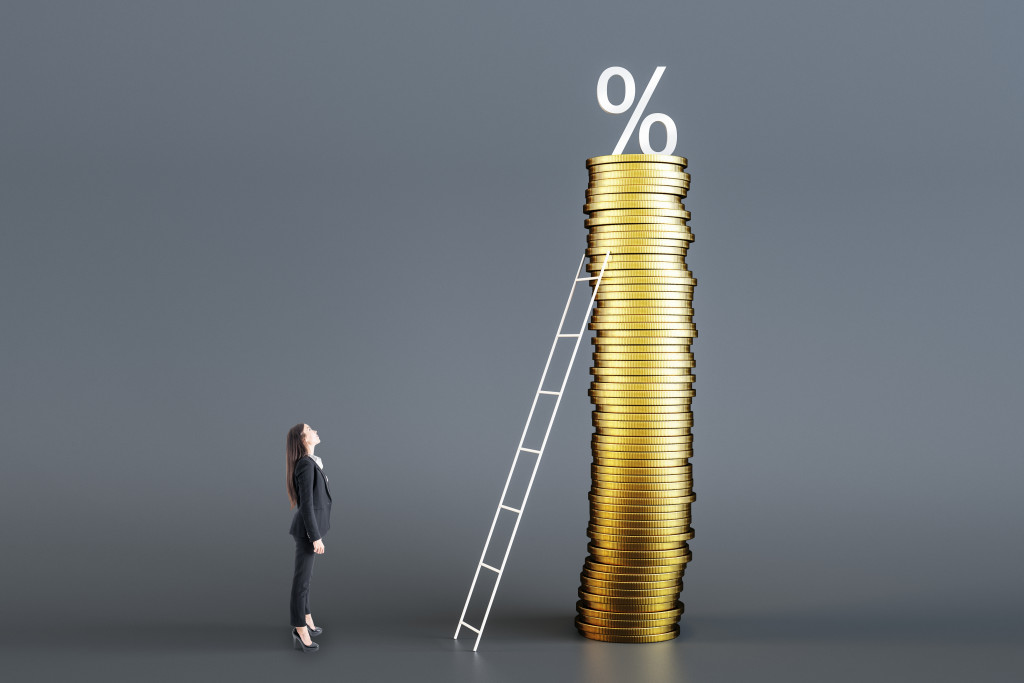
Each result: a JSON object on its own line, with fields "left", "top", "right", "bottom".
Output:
{"left": 454, "top": 250, "right": 610, "bottom": 651}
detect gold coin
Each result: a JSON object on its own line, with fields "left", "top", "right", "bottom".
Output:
{"left": 589, "top": 175, "right": 690, "bottom": 186}
{"left": 590, "top": 392, "right": 696, "bottom": 402}
{"left": 575, "top": 613, "right": 682, "bottom": 631}
{"left": 590, "top": 324, "right": 697, "bottom": 334}
{"left": 593, "top": 311, "right": 695, "bottom": 319}
{"left": 594, "top": 328, "right": 698, "bottom": 338}
{"left": 587, "top": 154, "right": 687, "bottom": 167}
{"left": 595, "top": 301, "right": 694, "bottom": 310}
{"left": 594, "top": 423, "right": 693, "bottom": 433}
{"left": 591, "top": 380, "right": 695, "bottom": 389}
{"left": 587, "top": 208, "right": 691, "bottom": 219}
{"left": 575, "top": 615, "right": 682, "bottom": 630}
{"left": 588, "top": 261, "right": 691, "bottom": 272}
{"left": 588, "top": 183, "right": 690, "bottom": 195}
{"left": 593, "top": 289, "right": 695, "bottom": 300}
{"left": 579, "top": 589, "right": 683, "bottom": 606}
{"left": 589, "top": 528, "right": 694, "bottom": 542}
{"left": 589, "top": 501, "right": 692, "bottom": 511}
{"left": 591, "top": 359, "right": 693, "bottom": 368}
{"left": 593, "top": 462, "right": 691, "bottom": 473}
{"left": 590, "top": 483, "right": 694, "bottom": 495}
{"left": 586, "top": 214, "right": 689, "bottom": 226}
{"left": 592, "top": 460, "right": 691, "bottom": 471}
{"left": 577, "top": 602, "right": 683, "bottom": 621}
{"left": 591, "top": 396, "right": 693, "bottom": 404}
{"left": 591, "top": 473, "right": 694, "bottom": 482}
{"left": 587, "top": 189, "right": 687, "bottom": 201}
{"left": 594, "top": 433, "right": 694, "bottom": 444}
{"left": 587, "top": 542, "right": 691, "bottom": 557}
{"left": 592, "top": 387, "right": 694, "bottom": 394}
{"left": 588, "top": 243, "right": 692, "bottom": 253}
{"left": 582, "top": 565, "right": 685, "bottom": 580}
{"left": 575, "top": 620, "right": 680, "bottom": 638}
{"left": 589, "top": 520, "right": 692, "bottom": 532}
{"left": 592, "top": 487, "right": 694, "bottom": 499}
{"left": 582, "top": 586, "right": 682, "bottom": 600}
{"left": 587, "top": 182, "right": 689, "bottom": 192}
{"left": 592, "top": 345, "right": 695, "bottom": 353}
{"left": 582, "top": 574, "right": 684, "bottom": 588}
{"left": 593, "top": 404, "right": 694, "bottom": 414}
{"left": 590, "top": 272, "right": 695, "bottom": 281}
{"left": 591, "top": 474, "right": 694, "bottom": 485}
{"left": 587, "top": 247, "right": 688, "bottom": 259}
{"left": 585, "top": 225, "right": 696, "bottom": 236}
{"left": 588, "top": 236, "right": 693, "bottom": 246}
{"left": 591, "top": 449, "right": 695, "bottom": 459}
{"left": 592, "top": 364, "right": 698, "bottom": 374}
{"left": 588, "top": 229, "right": 693, "bottom": 241}
{"left": 576, "top": 614, "right": 681, "bottom": 629}
{"left": 590, "top": 489, "right": 694, "bottom": 501}
{"left": 577, "top": 629, "right": 680, "bottom": 643}
{"left": 588, "top": 238, "right": 693, "bottom": 248}
{"left": 577, "top": 602, "right": 679, "bottom": 618}
{"left": 594, "top": 297, "right": 694, "bottom": 305}
{"left": 589, "top": 505, "right": 693, "bottom": 518}
{"left": 587, "top": 253, "right": 689, "bottom": 264}
{"left": 592, "top": 341, "right": 694, "bottom": 350}
{"left": 590, "top": 389, "right": 694, "bottom": 398}
{"left": 594, "top": 286, "right": 694, "bottom": 296}
{"left": 592, "top": 465, "right": 693, "bottom": 477}
{"left": 579, "top": 594, "right": 683, "bottom": 610}
{"left": 595, "top": 429, "right": 692, "bottom": 439}
{"left": 580, "top": 584, "right": 683, "bottom": 598}
{"left": 589, "top": 497, "right": 694, "bottom": 511}
{"left": 589, "top": 511, "right": 690, "bottom": 523}
{"left": 591, "top": 275, "right": 698, "bottom": 286}
{"left": 592, "top": 310, "right": 695, "bottom": 319}
{"left": 588, "top": 528, "right": 692, "bottom": 540}
{"left": 588, "top": 171, "right": 690, "bottom": 180}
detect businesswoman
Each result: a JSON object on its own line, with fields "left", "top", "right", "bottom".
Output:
{"left": 285, "top": 423, "right": 332, "bottom": 653}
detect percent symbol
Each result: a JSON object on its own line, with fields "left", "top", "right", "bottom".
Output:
{"left": 597, "top": 66, "right": 677, "bottom": 156}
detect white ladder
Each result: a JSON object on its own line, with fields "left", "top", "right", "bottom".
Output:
{"left": 454, "top": 250, "right": 610, "bottom": 651}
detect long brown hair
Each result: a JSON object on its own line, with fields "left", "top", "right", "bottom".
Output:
{"left": 285, "top": 423, "right": 308, "bottom": 509}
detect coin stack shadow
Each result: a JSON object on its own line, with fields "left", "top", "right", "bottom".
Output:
{"left": 575, "top": 153, "right": 695, "bottom": 643}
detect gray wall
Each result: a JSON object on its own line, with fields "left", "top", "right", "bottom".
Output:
{"left": 1, "top": 0, "right": 1021, "bottom": 639}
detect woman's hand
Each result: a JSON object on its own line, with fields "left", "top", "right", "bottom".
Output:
{"left": 313, "top": 539, "right": 325, "bottom": 554}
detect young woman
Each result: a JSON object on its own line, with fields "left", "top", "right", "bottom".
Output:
{"left": 285, "top": 423, "right": 332, "bottom": 653}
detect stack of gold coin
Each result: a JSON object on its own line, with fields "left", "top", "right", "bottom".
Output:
{"left": 576, "top": 153, "right": 695, "bottom": 643}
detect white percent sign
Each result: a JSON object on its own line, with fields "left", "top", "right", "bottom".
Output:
{"left": 597, "top": 66, "right": 677, "bottom": 156}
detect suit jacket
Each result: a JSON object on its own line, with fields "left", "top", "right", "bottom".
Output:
{"left": 289, "top": 455, "right": 332, "bottom": 542}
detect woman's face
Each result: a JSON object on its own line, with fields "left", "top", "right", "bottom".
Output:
{"left": 302, "top": 424, "right": 320, "bottom": 449}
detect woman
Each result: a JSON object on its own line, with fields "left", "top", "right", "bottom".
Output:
{"left": 285, "top": 423, "right": 332, "bottom": 653}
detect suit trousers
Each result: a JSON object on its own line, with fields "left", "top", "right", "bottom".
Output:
{"left": 290, "top": 535, "right": 316, "bottom": 627}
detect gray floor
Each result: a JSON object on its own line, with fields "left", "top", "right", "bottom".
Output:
{"left": 4, "top": 609, "right": 1019, "bottom": 683}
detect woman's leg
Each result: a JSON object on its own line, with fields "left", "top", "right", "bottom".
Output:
{"left": 290, "top": 536, "right": 316, "bottom": 631}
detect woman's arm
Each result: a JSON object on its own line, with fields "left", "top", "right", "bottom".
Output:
{"left": 294, "top": 458, "right": 321, "bottom": 542}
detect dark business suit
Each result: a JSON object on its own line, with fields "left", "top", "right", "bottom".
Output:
{"left": 289, "top": 455, "right": 332, "bottom": 627}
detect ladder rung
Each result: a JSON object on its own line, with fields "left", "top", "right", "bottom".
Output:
{"left": 538, "top": 390, "right": 560, "bottom": 395}
{"left": 460, "top": 621, "right": 480, "bottom": 634}
{"left": 575, "top": 276, "right": 598, "bottom": 281}
{"left": 519, "top": 448, "right": 541, "bottom": 454}
{"left": 556, "top": 333, "right": 581, "bottom": 338}
{"left": 499, "top": 505, "right": 521, "bottom": 514}
{"left": 480, "top": 562, "right": 502, "bottom": 573}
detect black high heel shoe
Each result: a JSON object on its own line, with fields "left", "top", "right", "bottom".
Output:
{"left": 292, "top": 628, "right": 319, "bottom": 653}
{"left": 305, "top": 623, "right": 323, "bottom": 637}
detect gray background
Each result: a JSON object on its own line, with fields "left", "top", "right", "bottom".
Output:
{"left": 1, "top": 1, "right": 1021, "bottom": 681}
